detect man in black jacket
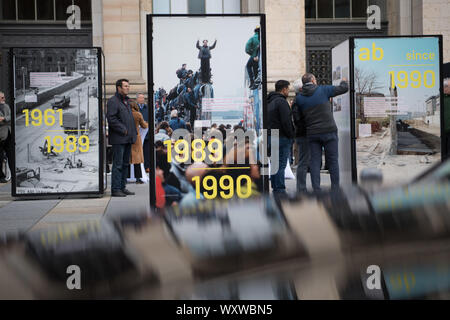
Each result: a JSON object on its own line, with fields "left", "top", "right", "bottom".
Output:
{"left": 295, "top": 73, "right": 348, "bottom": 193}
{"left": 268, "top": 80, "right": 295, "bottom": 196}
{"left": 196, "top": 39, "right": 217, "bottom": 83}
{"left": 106, "top": 79, "right": 138, "bottom": 197}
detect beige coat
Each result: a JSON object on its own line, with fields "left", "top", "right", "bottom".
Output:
{"left": 130, "top": 109, "right": 148, "bottom": 164}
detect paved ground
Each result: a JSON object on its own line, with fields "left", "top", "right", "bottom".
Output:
{"left": 0, "top": 168, "right": 331, "bottom": 235}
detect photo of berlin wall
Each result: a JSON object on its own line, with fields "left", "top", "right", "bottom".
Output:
{"left": 353, "top": 38, "right": 441, "bottom": 186}
{"left": 13, "top": 48, "right": 100, "bottom": 194}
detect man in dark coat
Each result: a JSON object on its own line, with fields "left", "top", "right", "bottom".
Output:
{"left": 106, "top": 79, "right": 138, "bottom": 197}
{"left": 196, "top": 39, "right": 217, "bottom": 83}
{"left": 268, "top": 80, "right": 295, "bottom": 196}
{"left": 295, "top": 73, "right": 348, "bottom": 193}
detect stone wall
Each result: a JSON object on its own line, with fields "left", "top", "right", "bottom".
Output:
{"left": 264, "top": 0, "right": 306, "bottom": 91}
{"left": 422, "top": 0, "right": 450, "bottom": 62}
{"left": 102, "top": 0, "right": 146, "bottom": 95}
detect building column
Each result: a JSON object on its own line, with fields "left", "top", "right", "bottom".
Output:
{"left": 102, "top": 0, "right": 146, "bottom": 95}
{"left": 92, "top": 0, "right": 104, "bottom": 48}
{"left": 264, "top": 0, "right": 306, "bottom": 91}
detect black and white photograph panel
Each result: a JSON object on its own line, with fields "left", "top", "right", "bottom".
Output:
{"left": 13, "top": 48, "right": 101, "bottom": 194}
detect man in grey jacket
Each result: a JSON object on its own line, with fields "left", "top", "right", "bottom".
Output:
{"left": 106, "top": 79, "right": 137, "bottom": 197}
{"left": 0, "top": 92, "right": 11, "bottom": 183}
{"left": 196, "top": 39, "right": 217, "bottom": 83}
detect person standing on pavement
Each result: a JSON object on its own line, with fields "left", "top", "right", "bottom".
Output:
{"left": 296, "top": 73, "right": 348, "bottom": 193}
{"left": 0, "top": 92, "right": 12, "bottom": 183}
{"left": 291, "top": 78, "right": 311, "bottom": 193}
{"left": 136, "top": 93, "right": 151, "bottom": 173}
{"left": 106, "top": 79, "right": 137, "bottom": 197}
{"left": 129, "top": 100, "right": 148, "bottom": 184}
{"left": 268, "top": 80, "right": 295, "bottom": 196}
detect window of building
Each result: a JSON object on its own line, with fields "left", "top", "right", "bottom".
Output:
{"left": 317, "top": 0, "right": 333, "bottom": 19}
{"left": 37, "top": 0, "right": 54, "bottom": 20}
{"left": 153, "top": 0, "right": 170, "bottom": 14}
{"left": 306, "top": 0, "right": 375, "bottom": 20}
{"left": 153, "top": 0, "right": 241, "bottom": 14}
{"left": 18, "top": 0, "right": 35, "bottom": 20}
{"left": 1, "top": 0, "right": 17, "bottom": 20}
{"left": 1, "top": 0, "right": 91, "bottom": 21}
{"left": 188, "top": 0, "right": 205, "bottom": 14}
{"left": 335, "top": 0, "right": 350, "bottom": 18}
{"left": 352, "top": 0, "right": 366, "bottom": 18}
{"left": 305, "top": 0, "right": 316, "bottom": 19}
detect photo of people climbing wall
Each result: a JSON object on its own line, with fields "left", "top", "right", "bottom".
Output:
{"left": 150, "top": 15, "right": 266, "bottom": 209}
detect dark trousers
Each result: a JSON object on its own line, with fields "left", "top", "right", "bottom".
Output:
{"left": 129, "top": 164, "right": 142, "bottom": 179}
{"left": 246, "top": 56, "right": 258, "bottom": 83}
{"left": 111, "top": 143, "right": 131, "bottom": 192}
{"left": 270, "top": 137, "right": 293, "bottom": 194}
{"left": 189, "top": 104, "right": 197, "bottom": 127}
{"left": 296, "top": 137, "right": 310, "bottom": 193}
{"left": 143, "top": 138, "right": 150, "bottom": 170}
{"left": 200, "top": 58, "right": 211, "bottom": 82}
{"left": 308, "top": 132, "right": 339, "bottom": 192}
{"left": 0, "top": 131, "right": 12, "bottom": 179}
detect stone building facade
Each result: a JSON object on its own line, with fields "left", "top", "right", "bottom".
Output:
{"left": 1, "top": 0, "right": 449, "bottom": 98}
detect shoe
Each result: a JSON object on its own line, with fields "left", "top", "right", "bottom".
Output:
{"left": 136, "top": 179, "right": 144, "bottom": 184}
{"left": 0, "top": 178, "right": 7, "bottom": 183}
{"left": 112, "top": 191, "right": 127, "bottom": 197}
{"left": 122, "top": 189, "right": 135, "bottom": 195}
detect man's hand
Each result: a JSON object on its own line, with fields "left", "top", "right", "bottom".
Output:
{"left": 0, "top": 117, "right": 4, "bottom": 122}
{"left": 253, "top": 57, "right": 259, "bottom": 62}
{"left": 342, "top": 77, "right": 348, "bottom": 82}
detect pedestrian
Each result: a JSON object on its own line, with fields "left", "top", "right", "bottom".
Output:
{"left": 0, "top": 92, "right": 12, "bottom": 184}
{"left": 291, "top": 78, "right": 310, "bottom": 193}
{"left": 296, "top": 73, "right": 348, "bottom": 192}
{"left": 129, "top": 100, "right": 148, "bottom": 184}
{"left": 169, "top": 109, "right": 186, "bottom": 131}
{"left": 268, "top": 80, "right": 295, "bottom": 196}
{"left": 155, "top": 121, "right": 171, "bottom": 142}
{"left": 106, "top": 79, "right": 137, "bottom": 197}
{"left": 136, "top": 93, "right": 151, "bottom": 173}
{"left": 196, "top": 39, "right": 217, "bottom": 83}
{"left": 245, "top": 26, "right": 260, "bottom": 90}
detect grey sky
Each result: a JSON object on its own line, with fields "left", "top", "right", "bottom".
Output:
{"left": 152, "top": 16, "right": 261, "bottom": 97}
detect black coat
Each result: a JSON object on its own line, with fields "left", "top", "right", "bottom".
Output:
{"left": 267, "top": 92, "right": 295, "bottom": 139}
{"left": 197, "top": 40, "right": 217, "bottom": 59}
{"left": 292, "top": 93, "right": 307, "bottom": 137}
{"left": 138, "top": 103, "right": 151, "bottom": 141}
{"left": 106, "top": 92, "right": 137, "bottom": 145}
